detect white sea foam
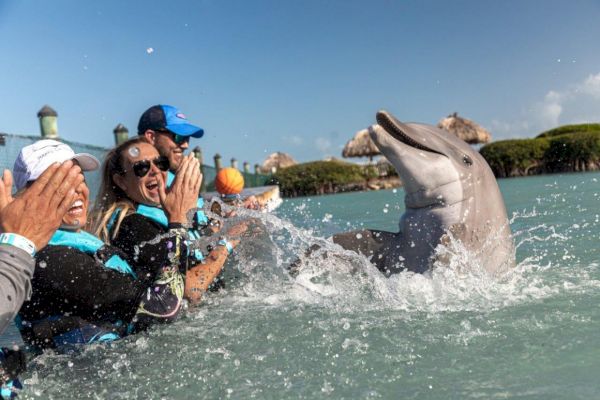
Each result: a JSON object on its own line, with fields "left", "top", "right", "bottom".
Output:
{"left": 212, "top": 204, "right": 597, "bottom": 317}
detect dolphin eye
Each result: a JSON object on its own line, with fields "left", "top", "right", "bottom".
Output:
{"left": 462, "top": 155, "right": 473, "bottom": 166}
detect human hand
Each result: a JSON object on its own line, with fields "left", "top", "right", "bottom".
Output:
{"left": 0, "top": 170, "right": 14, "bottom": 210}
{"left": 226, "top": 221, "right": 249, "bottom": 238}
{"left": 0, "top": 161, "right": 83, "bottom": 250}
{"left": 242, "top": 195, "right": 261, "bottom": 210}
{"left": 158, "top": 155, "right": 202, "bottom": 224}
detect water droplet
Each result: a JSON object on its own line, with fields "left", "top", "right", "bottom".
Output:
{"left": 146, "top": 47, "right": 154, "bottom": 54}
{"left": 128, "top": 146, "right": 140, "bottom": 157}
{"left": 342, "top": 322, "right": 350, "bottom": 330}
{"left": 355, "top": 233, "right": 363, "bottom": 239}
{"left": 38, "top": 261, "right": 47, "bottom": 269}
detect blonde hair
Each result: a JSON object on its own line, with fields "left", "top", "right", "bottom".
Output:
{"left": 90, "top": 136, "right": 150, "bottom": 242}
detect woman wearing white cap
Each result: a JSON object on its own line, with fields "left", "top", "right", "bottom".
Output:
{"left": 15, "top": 140, "right": 185, "bottom": 350}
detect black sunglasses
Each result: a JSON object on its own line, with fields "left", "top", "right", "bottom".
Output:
{"left": 155, "top": 129, "right": 189, "bottom": 145}
{"left": 130, "top": 156, "right": 170, "bottom": 178}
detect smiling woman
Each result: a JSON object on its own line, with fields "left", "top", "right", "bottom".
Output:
{"left": 91, "top": 136, "right": 238, "bottom": 307}
{"left": 12, "top": 140, "right": 166, "bottom": 350}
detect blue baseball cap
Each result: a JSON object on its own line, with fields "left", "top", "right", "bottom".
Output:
{"left": 137, "top": 105, "right": 204, "bottom": 138}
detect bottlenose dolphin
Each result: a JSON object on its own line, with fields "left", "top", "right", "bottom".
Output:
{"left": 332, "top": 110, "right": 515, "bottom": 275}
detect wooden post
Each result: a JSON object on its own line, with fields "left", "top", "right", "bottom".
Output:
{"left": 231, "top": 157, "right": 238, "bottom": 169}
{"left": 113, "top": 123, "right": 129, "bottom": 145}
{"left": 37, "top": 105, "right": 58, "bottom": 139}
{"left": 214, "top": 153, "right": 222, "bottom": 171}
{"left": 254, "top": 164, "right": 261, "bottom": 175}
{"left": 243, "top": 161, "right": 250, "bottom": 174}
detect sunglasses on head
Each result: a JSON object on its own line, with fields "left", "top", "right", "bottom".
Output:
{"left": 131, "top": 156, "right": 170, "bottom": 178}
{"left": 155, "top": 129, "right": 189, "bottom": 145}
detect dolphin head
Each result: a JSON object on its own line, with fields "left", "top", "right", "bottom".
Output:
{"left": 368, "top": 110, "right": 514, "bottom": 274}
{"left": 370, "top": 111, "right": 480, "bottom": 210}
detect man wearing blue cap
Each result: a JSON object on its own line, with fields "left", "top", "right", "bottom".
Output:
{"left": 137, "top": 105, "right": 242, "bottom": 289}
{"left": 138, "top": 104, "right": 204, "bottom": 173}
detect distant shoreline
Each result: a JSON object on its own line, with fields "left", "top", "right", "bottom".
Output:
{"left": 279, "top": 176, "right": 401, "bottom": 198}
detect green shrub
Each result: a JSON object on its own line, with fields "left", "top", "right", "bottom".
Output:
{"left": 273, "top": 160, "right": 374, "bottom": 197}
{"left": 536, "top": 123, "right": 600, "bottom": 138}
{"left": 480, "top": 138, "right": 549, "bottom": 177}
{"left": 480, "top": 128, "right": 600, "bottom": 177}
{"left": 543, "top": 131, "right": 600, "bottom": 172}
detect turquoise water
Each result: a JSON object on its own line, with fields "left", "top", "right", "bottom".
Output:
{"left": 19, "top": 172, "right": 600, "bottom": 399}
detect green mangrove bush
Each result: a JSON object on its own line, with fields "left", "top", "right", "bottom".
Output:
{"left": 480, "top": 123, "right": 600, "bottom": 177}
{"left": 273, "top": 160, "right": 377, "bottom": 197}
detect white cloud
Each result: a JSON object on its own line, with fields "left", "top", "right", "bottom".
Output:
{"left": 283, "top": 135, "right": 303, "bottom": 146}
{"left": 579, "top": 72, "right": 600, "bottom": 99}
{"left": 534, "top": 90, "right": 563, "bottom": 130}
{"left": 489, "top": 119, "right": 531, "bottom": 138}
{"left": 493, "top": 72, "right": 600, "bottom": 138}
{"left": 315, "top": 137, "right": 332, "bottom": 154}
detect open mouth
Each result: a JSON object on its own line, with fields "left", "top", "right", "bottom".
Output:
{"left": 376, "top": 111, "right": 443, "bottom": 156}
{"left": 68, "top": 199, "right": 84, "bottom": 215}
{"left": 145, "top": 180, "right": 159, "bottom": 192}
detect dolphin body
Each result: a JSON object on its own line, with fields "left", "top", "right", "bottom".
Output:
{"left": 332, "top": 110, "right": 515, "bottom": 275}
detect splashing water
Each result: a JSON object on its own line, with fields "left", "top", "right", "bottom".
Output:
{"left": 19, "top": 172, "right": 600, "bottom": 399}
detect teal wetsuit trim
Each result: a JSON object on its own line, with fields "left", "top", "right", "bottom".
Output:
{"left": 108, "top": 204, "right": 206, "bottom": 262}
{"left": 0, "top": 378, "right": 21, "bottom": 399}
{"left": 49, "top": 230, "right": 137, "bottom": 278}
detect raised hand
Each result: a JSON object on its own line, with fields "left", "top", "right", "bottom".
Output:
{"left": 0, "top": 161, "right": 84, "bottom": 250}
{"left": 158, "top": 154, "right": 202, "bottom": 224}
{"left": 0, "top": 170, "right": 14, "bottom": 210}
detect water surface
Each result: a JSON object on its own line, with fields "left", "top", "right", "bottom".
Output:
{"left": 20, "top": 172, "right": 600, "bottom": 399}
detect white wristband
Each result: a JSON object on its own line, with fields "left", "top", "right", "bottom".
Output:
{"left": 217, "top": 238, "right": 233, "bottom": 255}
{"left": 0, "top": 233, "right": 36, "bottom": 257}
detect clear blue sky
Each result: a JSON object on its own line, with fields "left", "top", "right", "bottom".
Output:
{"left": 1, "top": 0, "right": 600, "bottom": 166}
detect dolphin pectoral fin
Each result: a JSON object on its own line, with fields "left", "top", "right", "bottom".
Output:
{"left": 288, "top": 243, "right": 322, "bottom": 277}
{"left": 332, "top": 229, "right": 402, "bottom": 275}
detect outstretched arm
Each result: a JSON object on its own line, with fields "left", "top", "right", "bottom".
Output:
{"left": 184, "top": 239, "right": 239, "bottom": 305}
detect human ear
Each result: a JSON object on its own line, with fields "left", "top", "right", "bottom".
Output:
{"left": 112, "top": 173, "right": 128, "bottom": 192}
{"left": 143, "top": 130, "right": 157, "bottom": 145}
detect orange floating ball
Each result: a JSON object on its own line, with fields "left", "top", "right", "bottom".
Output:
{"left": 215, "top": 167, "right": 245, "bottom": 195}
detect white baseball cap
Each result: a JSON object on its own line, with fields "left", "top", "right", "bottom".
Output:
{"left": 12, "top": 139, "right": 100, "bottom": 191}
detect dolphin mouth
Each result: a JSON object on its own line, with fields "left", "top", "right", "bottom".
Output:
{"left": 376, "top": 110, "right": 444, "bottom": 157}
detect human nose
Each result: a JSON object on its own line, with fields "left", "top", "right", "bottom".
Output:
{"left": 179, "top": 140, "right": 189, "bottom": 150}
{"left": 75, "top": 181, "right": 86, "bottom": 193}
{"left": 148, "top": 161, "right": 161, "bottom": 176}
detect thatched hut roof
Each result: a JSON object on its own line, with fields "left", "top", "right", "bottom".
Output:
{"left": 342, "top": 128, "right": 381, "bottom": 159}
{"left": 437, "top": 112, "right": 491, "bottom": 144}
{"left": 261, "top": 152, "right": 297, "bottom": 173}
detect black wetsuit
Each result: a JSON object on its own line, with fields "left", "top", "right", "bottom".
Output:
{"left": 18, "top": 245, "right": 152, "bottom": 349}
{"left": 110, "top": 213, "right": 189, "bottom": 330}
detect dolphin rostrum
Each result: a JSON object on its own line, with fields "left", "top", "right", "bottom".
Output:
{"left": 332, "top": 110, "right": 515, "bottom": 275}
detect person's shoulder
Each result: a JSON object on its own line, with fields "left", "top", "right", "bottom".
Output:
{"left": 121, "top": 212, "right": 163, "bottom": 230}
{"left": 117, "top": 211, "right": 166, "bottom": 242}
{"left": 37, "top": 244, "right": 84, "bottom": 258}
{"left": 35, "top": 245, "right": 93, "bottom": 270}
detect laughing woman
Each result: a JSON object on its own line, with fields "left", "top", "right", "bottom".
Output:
{"left": 91, "top": 137, "right": 236, "bottom": 310}
{"left": 14, "top": 140, "right": 174, "bottom": 350}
